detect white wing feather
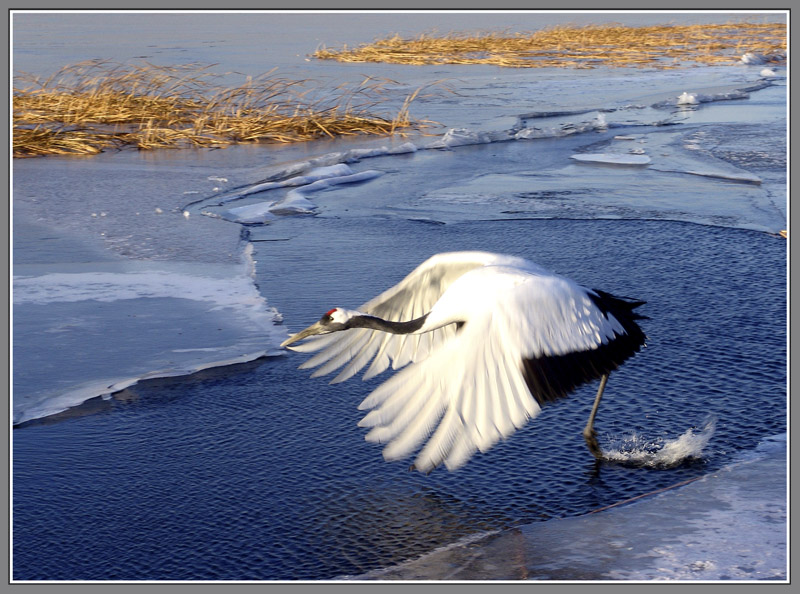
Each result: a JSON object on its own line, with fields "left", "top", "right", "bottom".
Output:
{"left": 356, "top": 265, "right": 623, "bottom": 471}
{"left": 357, "top": 300, "right": 542, "bottom": 471}
{"left": 291, "top": 252, "right": 627, "bottom": 471}
{"left": 288, "top": 251, "right": 536, "bottom": 381}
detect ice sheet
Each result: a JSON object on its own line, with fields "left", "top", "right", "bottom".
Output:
{"left": 188, "top": 77, "right": 785, "bottom": 235}
{"left": 352, "top": 434, "right": 787, "bottom": 581}
{"left": 12, "top": 152, "right": 288, "bottom": 425}
{"left": 13, "top": 249, "right": 286, "bottom": 425}
{"left": 213, "top": 166, "right": 385, "bottom": 222}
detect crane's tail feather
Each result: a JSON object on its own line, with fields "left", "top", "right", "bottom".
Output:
{"left": 590, "top": 289, "right": 649, "bottom": 320}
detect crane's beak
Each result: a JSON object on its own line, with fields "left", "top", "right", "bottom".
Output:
{"left": 280, "top": 321, "right": 326, "bottom": 348}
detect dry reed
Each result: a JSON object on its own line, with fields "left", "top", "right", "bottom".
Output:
{"left": 13, "top": 60, "right": 421, "bottom": 157}
{"left": 313, "top": 22, "right": 786, "bottom": 69}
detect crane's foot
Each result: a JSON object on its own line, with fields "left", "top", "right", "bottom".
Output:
{"left": 583, "top": 427, "right": 604, "bottom": 460}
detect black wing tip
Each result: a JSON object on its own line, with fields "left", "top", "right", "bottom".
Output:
{"left": 591, "top": 288, "right": 646, "bottom": 306}
{"left": 590, "top": 289, "right": 649, "bottom": 320}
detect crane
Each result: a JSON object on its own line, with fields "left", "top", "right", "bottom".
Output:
{"left": 281, "top": 251, "right": 647, "bottom": 472}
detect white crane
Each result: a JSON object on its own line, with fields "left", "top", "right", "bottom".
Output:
{"left": 281, "top": 251, "right": 647, "bottom": 472}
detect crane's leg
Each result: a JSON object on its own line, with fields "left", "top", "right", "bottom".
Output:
{"left": 583, "top": 373, "right": 609, "bottom": 459}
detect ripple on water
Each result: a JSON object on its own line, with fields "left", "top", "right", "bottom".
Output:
{"left": 13, "top": 218, "right": 786, "bottom": 580}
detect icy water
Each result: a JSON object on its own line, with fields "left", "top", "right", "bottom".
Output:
{"left": 13, "top": 218, "right": 787, "bottom": 581}
{"left": 12, "top": 11, "right": 787, "bottom": 582}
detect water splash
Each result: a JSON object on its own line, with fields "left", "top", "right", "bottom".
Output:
{"left": 602, "top": 418, "right": 716, "bottom": 468}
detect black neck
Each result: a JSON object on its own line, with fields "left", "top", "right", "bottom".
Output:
{"left": 348, "top": 313, "right": 429, "bottom": 335}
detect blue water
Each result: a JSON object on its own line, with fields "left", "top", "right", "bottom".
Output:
{"left": 13, "top": 218, "right": 786, "bottom": 580}
{"left": 12, "top": 10, "right": 787, "bottom": 582}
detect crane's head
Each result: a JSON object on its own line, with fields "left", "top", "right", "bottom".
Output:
{"left": 280, "top": 308, "right": 357, "bottom": 348}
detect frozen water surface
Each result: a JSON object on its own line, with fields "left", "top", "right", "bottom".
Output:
{"left": 13, "top": 253, "right": 284, "bottom": 424}
{"left": 12, "top": 11, "right": 787, "bottom": 582}
{"left": 13, "top": 151, "right": 287, "bottom": 424}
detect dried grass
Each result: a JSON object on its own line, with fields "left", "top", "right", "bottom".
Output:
{"left": 313, "top": 22, "right": 786, "bottom": 69}
{"left": 13, "top": 60, "right": 422, "bottom": 157}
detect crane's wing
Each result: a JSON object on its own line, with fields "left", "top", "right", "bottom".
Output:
{"left": 288, "top": 251, "right": 537, "bottom": 383}
{"left": 357, "top": 267, "right": 646, "bottom": 472}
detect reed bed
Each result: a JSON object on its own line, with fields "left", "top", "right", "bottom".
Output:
{"left": 313, "top": 22, "right": 787, "bottom": 69}
{"left": 13, "top": 60, "right": 421, "bottom": 157}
